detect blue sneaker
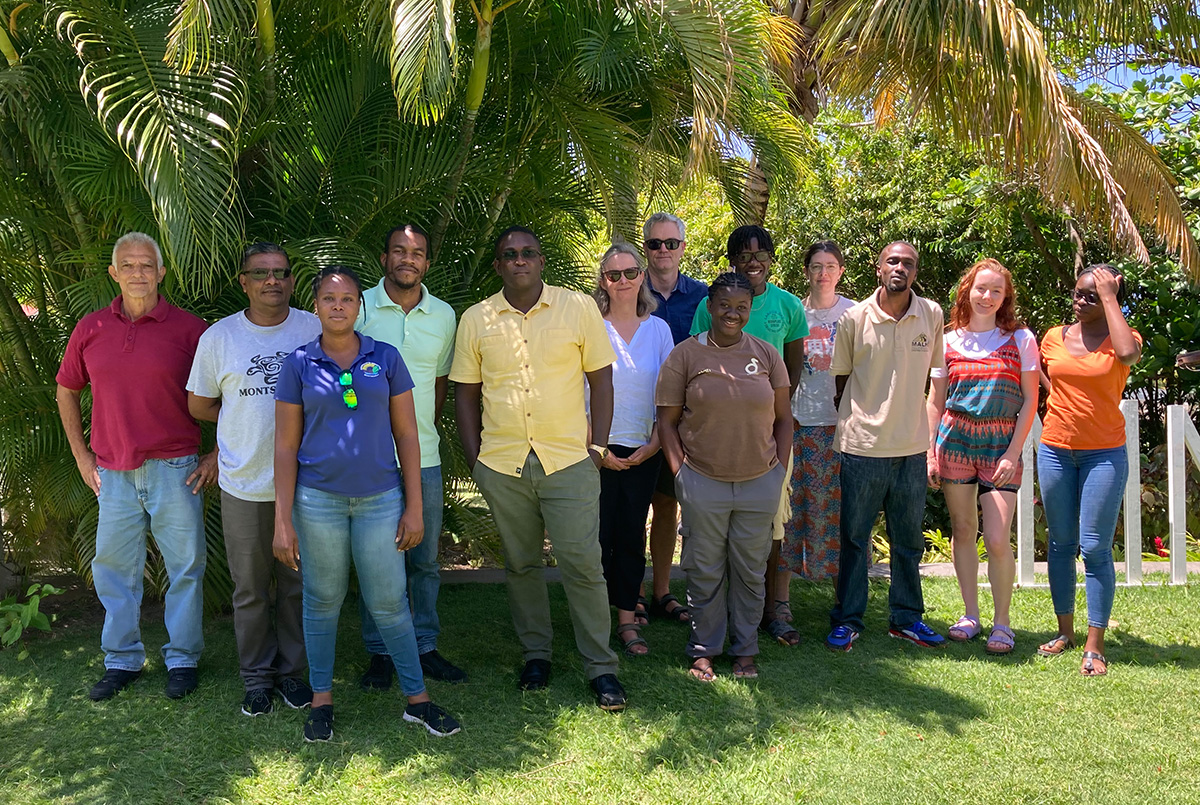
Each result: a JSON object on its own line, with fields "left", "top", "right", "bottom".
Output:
{"left": 825, "top": 625, "right": 860, "bottom": 652}
{"left": 889, "top": 620, "right": 946, "bottom": 648}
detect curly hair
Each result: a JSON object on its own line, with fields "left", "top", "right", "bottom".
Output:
{"left": 948, "top": 258, "right": 1022, "bottom": 332}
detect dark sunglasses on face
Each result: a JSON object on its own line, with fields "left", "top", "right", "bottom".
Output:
{"left": 499, "top": 248, "right": 542, "bottom": 261}
{"left": 733, "top": 250, "right": 772, "bottom": 265}
{"left": 339, "top": 370, "right": 358, "bottom": 410}
{"left": 644, "top": 238, "right": 682, "bottom": 251}
{"left": 241, "top": 267, "right": 293, "bottom": 281}
{"left": 603, "top": 268, "right": 642, "bottom": 283}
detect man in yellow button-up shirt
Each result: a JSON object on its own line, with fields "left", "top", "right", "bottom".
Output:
{"left": 451, "top": 226, "right": 628, "bottom": 711}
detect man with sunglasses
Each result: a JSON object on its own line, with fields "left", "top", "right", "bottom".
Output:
{"left": 690, "top": 226, "right": 809, "bottom": 647}
{"left": 451, "top": 225, "right": 628, "bottom": 712}
{"left": 186, "top": 242, "right": 321, "bottom": 715}
{"left": 641, "top": 212, "right": 708, "bottom": 627}
{"left": 353, "top": 223, "right": 466, "bottom": 688}
{"left": 57, "top": 232, "right": 215, "bottom": 702}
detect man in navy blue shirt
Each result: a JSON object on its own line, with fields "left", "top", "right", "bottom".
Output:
{"left": 642, "top": 213, "right": 707, "bottom": 626}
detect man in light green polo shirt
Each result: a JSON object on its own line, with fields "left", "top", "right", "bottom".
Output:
{"left": 354, "top": 223, "right": 465, "bottom": 686}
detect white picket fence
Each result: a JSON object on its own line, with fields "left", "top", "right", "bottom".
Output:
{"left": 1014, "top": 401, "right": 1198, "bottom": 587}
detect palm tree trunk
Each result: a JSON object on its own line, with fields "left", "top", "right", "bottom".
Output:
{"left": 430, "top": 0, "right": 505, "bottom": 257}
{"left": 0, "top": 279, "right": 42, "bottom": 382}
{"left": 255, "top": 0, "right": 277, "bottom": 109}
{"left": 0, "top": 26, "right": 18, "bottom": 67}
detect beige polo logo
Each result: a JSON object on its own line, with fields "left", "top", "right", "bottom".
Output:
{"left": 911, "top": 333, "right": 930, "bottom": 352}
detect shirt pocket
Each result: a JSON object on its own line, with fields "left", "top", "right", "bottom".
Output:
{"left": 479, "top": 333, "right": 523, "bottom": 380}
{"left": 536, "top": 328, "right": 580, "bottom": 370}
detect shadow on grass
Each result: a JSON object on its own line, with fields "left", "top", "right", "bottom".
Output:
{"left": 2, "top": 575, "right": 1197, "bottom": 802}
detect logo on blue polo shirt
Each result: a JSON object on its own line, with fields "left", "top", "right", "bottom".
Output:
{"left": 360, "top": 362, "right": 382, "bottom": 378}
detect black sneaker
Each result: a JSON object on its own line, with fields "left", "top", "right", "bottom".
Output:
{"left": 403, "top": 701, "right": 461, "bottom": 737}
{"left": 359, "top": 654, "right": 395, "bottom": 691}
{"left": 304, "top": 705, "right": 334, "bottom": 742}
{"left": 419, "top": 650, "right": 467, "bottom": 683}
{"left": 88, "top": 668, "right": 142, "bottom": 702}
{"left": 241, "top": 688, "right": 273, "bottom": 717}
{"left": 589, "top": 673, "right": 627, "bottom": 712}
{"left": 275, "top": 677, "right": 313, "bottom": 709}
{"left": 165, "top": 667, "right": 198, "bottom": 700}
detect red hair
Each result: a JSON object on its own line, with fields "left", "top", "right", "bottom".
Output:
{"left": 948, "top": 258, "right": 1023, "bottom": 332}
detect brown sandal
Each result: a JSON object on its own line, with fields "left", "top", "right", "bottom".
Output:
{"left": 731, "top": 658, "right": 759, "bottom": 679}
{"left": 1037, "top": 634, "right": 1076, "bottom": 657}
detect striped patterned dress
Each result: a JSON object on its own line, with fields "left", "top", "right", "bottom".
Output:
{"left": 934, "top": 332, "right": 1025, "bottom": 488}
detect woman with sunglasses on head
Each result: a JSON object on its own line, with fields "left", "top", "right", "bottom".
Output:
{"left": 925, "top": 259, "right": 1039, "bottom": 656}
{"left": 658, "top": 272, "right": 792, "bottom": 682}
{"left": 590, "top": 243, "right": 675, "bottom": 657}
{"left": 1036, "top": 264, "right": 1141, "bottom": 676}
{"left": 777, "top": 241, "right": 856, "bottom": 622}
{"left": 273, "top": 266, "right": 461, "bottom": 742}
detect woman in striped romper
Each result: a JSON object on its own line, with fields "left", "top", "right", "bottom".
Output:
{"left": 925, "top": 259, "right": 1040, "bottom": 655}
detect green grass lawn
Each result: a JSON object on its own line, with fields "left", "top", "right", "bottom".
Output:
{"left": 2, "top": 575, "right": 1199, "bottom": 804}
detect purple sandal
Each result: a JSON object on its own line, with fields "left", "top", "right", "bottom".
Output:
{"left": 948, "top": 615, "right": 981, "bottom": 642}
{"left": 985, "top": 624, "right": 1015, "bottom": 655}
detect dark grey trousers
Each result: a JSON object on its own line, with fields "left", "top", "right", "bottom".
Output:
{"left": 220, "top": 491, "right": 306, "bottom": 692}
{"left": 677, "top": 462, "right": 787, "bottom": 658}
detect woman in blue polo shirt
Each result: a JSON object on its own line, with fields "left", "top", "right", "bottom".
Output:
{"left": 273, "top": 266, "right": 460, "bottom": 742}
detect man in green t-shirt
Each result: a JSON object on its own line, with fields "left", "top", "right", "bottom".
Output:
{"left": 690, "top": 225, "right": 808, "bottom": 647}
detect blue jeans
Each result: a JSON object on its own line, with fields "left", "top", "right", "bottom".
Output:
{"left": 93, "top": 456, "right": 206, "bottom": 671}
{"left": 831, "top": 453, "right": 927, "bottom": 633}
{"left": 360, "top": 466, "right": 443, "bottom": 656}
{"left": 292, "top": 484, "right": 425, "bottom": 696}
{"left": 1037, "top": 443, "right": 1127, "bottom": 628}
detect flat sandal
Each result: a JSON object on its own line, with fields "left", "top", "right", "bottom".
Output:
{"left": 1036, "top": 633, "right": 1075, "bottom": 657}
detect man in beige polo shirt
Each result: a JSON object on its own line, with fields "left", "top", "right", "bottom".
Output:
{"left": 825, "top": 242, "right": 947, "bottom": 652}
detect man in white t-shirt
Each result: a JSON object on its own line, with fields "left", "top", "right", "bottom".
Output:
{"left": 187, "top": 243, "right": 321, "bottom": 716}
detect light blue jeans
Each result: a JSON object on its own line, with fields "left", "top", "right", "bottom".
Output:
{"left": 292, "top": 484, "right": 425, "bottom": 696}
{"left": 360, "top": 466, "right": 443, "bottom": 656}
{"left": 1037, "top": 443, "right": 1127, "bottom": 629}
{"left": 94, "top": 455, "right": 206, "bottom": 671}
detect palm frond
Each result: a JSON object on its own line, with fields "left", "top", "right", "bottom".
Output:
{"left": 165, "top": 0, "right": 251, "bottom": 74}
{"left": 53, "top": 0, "right": 247, "bottom": 297}
{"left": 361, "top": 0, "right": 459, "bottom": 123}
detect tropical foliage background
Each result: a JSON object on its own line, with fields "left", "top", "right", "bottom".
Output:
{"left": 0, "top": 0, "right": 1196, "bottom": 603}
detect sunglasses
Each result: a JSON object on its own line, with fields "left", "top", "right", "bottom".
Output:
{"left": 339, "top": 370, "right": 358, "bottom": 410}
{"left": 499, "top": 248, "right": 542, "bottom": 261}
{"left": 603, "top": 267, "right": 642, "bottom": 283}
{"left": 241, "top": 267, "right": 293, "bottom": 281}
{"left": 644, "top": 238, "right": 682, "bottom": 251}
{"left": 733, "top": 250, "right": 772, "bottom": 265}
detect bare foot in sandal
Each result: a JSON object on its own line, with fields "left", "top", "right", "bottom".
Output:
{"left": 731, "top": 656, "right": 758, "bottom": 679}
{"left": 616, "top": 619, "right": 649, "bottom": 657}
{"left": 689, "top": 657, "right": 716, "bottom": 682}
{"left": 985, "top": 624, "right": 1015, "bottom": 655}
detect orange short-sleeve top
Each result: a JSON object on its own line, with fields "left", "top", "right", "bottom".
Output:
{"left": 1040, "top": 325, "right": 1141, "bottom": 450}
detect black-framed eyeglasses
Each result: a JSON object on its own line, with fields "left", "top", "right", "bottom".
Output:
{"left": 1072, "top": 290, "right": 1098, "bottom": 304}
{"left": 338, "top": 370, "right": 358, "bottom": 410}
{"left": 733, "top": 250, "right": 772, "bottom": 265}
{"left": 603, "top": 268, "right": 642, "bottom": 283}
{"left": 499, "top": 248, "right": 542, "bottom": 261}
{"left": 241, "top": 267, "right": 293, "bottom": 281}
{"left": 644, "top": 238, "right": 682, "bottom": 251}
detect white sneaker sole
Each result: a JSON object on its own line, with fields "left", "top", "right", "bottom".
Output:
{"left": 403, "top": 710, "right": 461, "bottom": 737}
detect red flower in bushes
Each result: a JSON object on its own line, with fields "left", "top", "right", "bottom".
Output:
{"left": 1153, "top": 536, "right": 1169, "bottom": 558}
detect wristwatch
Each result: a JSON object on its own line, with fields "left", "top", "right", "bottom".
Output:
{"left": 589, "top": 443, "right": 610, "bottom": 460}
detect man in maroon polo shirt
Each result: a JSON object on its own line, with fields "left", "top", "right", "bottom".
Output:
{"left": 56, "top": 232, "right": 216, "bottom": 702}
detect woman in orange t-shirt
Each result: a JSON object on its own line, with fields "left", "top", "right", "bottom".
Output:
{"left": 1035, "top": 265, "right": 1141, "bottom": 677}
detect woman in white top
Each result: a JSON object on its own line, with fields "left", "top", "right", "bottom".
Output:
{"left": 591, "top": 243, "right": 674, "bottom": 656}
{"left": 925, "top": 258, "right": 1039, "bottom": 655}
{"left": 775, "top": 241, "right": 855, "bottom": 630}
